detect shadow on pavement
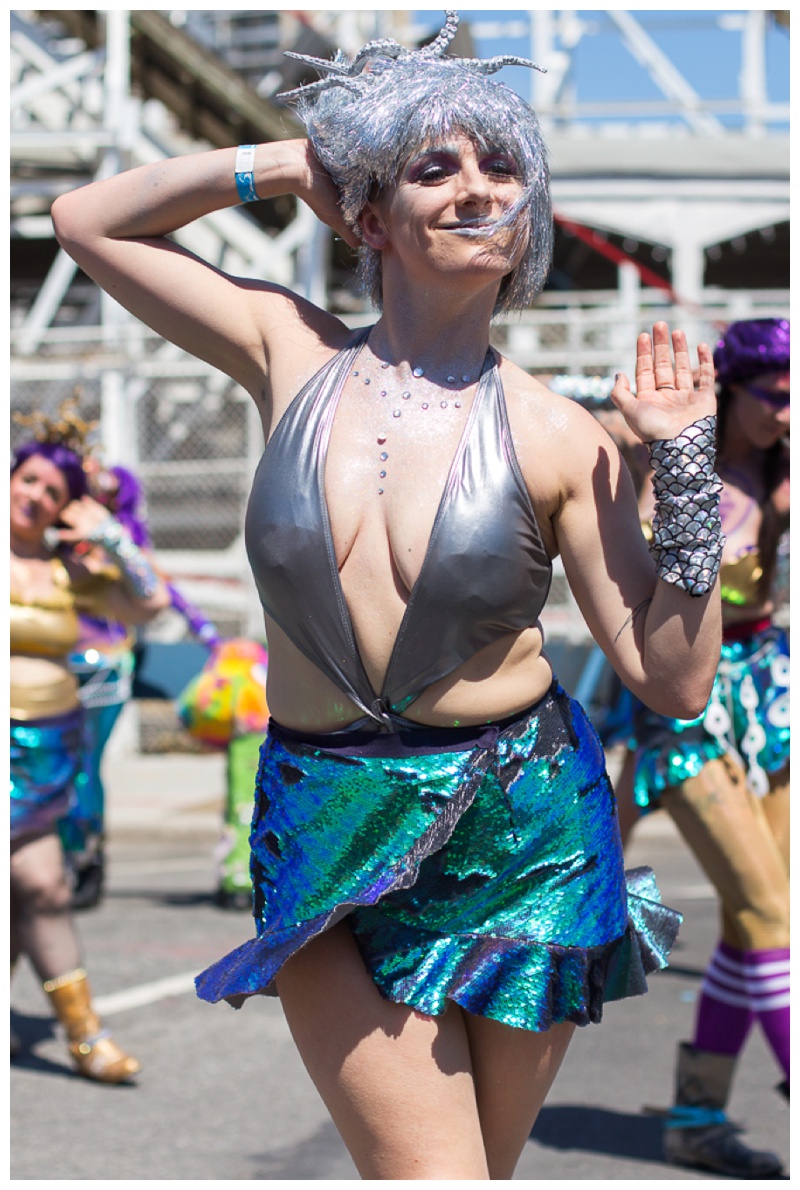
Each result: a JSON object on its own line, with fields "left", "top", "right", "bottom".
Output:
{"left": 250, "top": 1118, "right": 356, "bottom": 1180}
{"left": 531, "top": 1104, "right": 664, "bottom": 1162}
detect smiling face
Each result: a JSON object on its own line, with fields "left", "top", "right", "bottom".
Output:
{"left": 9, "top": 453, "right": 71, "bottom": 545}
{"left": 362, "top": 135, "right": 528, "bottom": 295}
{"left": 299, "top": 55, "right": 552, "bottom": 312}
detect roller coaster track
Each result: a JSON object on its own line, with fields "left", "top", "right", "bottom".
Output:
{"left": 39, "top": 9, "right": 302, "bottom": 147}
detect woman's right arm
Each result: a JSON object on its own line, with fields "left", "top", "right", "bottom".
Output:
{"left": 51, "top": 140, "right": 356, "bottom": 399}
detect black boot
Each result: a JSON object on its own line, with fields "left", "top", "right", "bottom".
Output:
{"left": 663, "top": 1042, "right": 784, "bottom": 1178}
{"left": 67, "top": 841, "right": 105, "bottom": 911}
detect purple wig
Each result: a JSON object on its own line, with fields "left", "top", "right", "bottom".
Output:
{"left": 106, "top": 465, "right": 151, "bottom": 548}
{"left": 11, "top": 440, "right": 87, "bottom": 503}
{"left": 714, "top": 318, "right": 790, "bottom": 388}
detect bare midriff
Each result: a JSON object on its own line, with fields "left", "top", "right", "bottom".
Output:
{"left": 10, "top": 654, "right": 80, "bottom": 720}
{"left": 263, "top": 613, "right": 554, "bottom": 732}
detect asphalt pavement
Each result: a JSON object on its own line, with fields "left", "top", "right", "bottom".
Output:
{"left": 10, "top": 750, "right": 791, "bottom": 1181}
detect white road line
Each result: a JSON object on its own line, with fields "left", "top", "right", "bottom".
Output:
{"left": 93, "top": 972, "right": 197, "bottom": 1016}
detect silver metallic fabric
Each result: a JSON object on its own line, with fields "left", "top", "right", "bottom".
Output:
{"left": 86, "top": 516, "right": 160, "bottom": 599}
{"left": 648, "top": 416, "right": 724, "bottom": 597}
{"left": 244, "top": 330, "right": 552, "bottom": 729}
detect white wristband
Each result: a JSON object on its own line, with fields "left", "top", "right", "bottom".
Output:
{"left": 234, "top": 144, "right": 259, "bottom": 203}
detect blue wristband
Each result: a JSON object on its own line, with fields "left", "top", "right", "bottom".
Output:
{"left": 234, "top": 144, "right": 259, "bottom": 203}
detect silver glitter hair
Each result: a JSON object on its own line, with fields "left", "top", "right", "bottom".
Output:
{"left": 278, "top": 11, "right": 552, "bottom": 313}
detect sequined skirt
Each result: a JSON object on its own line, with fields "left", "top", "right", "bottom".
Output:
{"left": 10, "top": 709, "right": 83, "bottom": 843}
{"left": 195, "top": 681, "right": 681, "bottom": 1031}
{"left": 633, "top": 624, "right": 790, "bottom": 808}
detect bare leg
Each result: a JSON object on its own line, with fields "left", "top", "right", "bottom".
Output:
{"left": 614, "top": 747, "right": 642, "bottom": 850}
{"left": 275, "top": 919, "right": 576, "bottom": 1180}
{"left": 661, "top": 756, "right": 789, "bottom": 952}
{"left": 760, "top": 765, "right": 789, "bottom": 872}
{"left": 463, "top": 1009, "right": 575, "bottom": 1179}
{"left": 275, "top": 920, "right": 489, "bottom": 1179}
{"left": 10, "top": 831, "right": 82, "bottom": 981}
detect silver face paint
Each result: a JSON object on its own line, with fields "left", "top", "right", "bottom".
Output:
{"left": 278, "top": 11, "right": 552, "bottom": 314}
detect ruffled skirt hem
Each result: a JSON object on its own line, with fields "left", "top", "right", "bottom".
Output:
{"left": 195, "top": 687, "right": 682, "bottom": 1032}
{"left": 195, "top": 866, "right": 680, "bottom": 1031}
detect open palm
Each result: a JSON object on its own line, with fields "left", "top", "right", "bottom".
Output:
{"left": 612, "top": 322, "right": 717, "bottom": 443}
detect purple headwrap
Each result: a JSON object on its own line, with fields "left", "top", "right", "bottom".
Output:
{"left": 713, "top": 318, "right": 790, "bottom": 388}
{"left": 11, "top": 440, "right": 87, "bottom": 503}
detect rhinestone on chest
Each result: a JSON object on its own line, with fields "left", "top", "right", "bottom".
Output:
{"left": 352, "top": 359, "right": 475, "bottom": 495}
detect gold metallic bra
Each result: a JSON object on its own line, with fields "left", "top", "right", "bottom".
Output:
{"left": 10, "top": 558, "right": 79, "bottom": 657}
{"left": 10, "top": 559, "right": 81, "bottom": 719}
{"left": 719, "top": 549, "right": 763, "bottom": 609}
{"left": 641, "top": 519, "right": 764, "bottom": 609}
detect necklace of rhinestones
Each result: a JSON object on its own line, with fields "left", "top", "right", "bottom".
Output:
{"left": 352, "top": 350, "right": 485, "bottom": 495}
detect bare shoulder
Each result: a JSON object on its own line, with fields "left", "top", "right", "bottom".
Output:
{"left": 498, "top": 354, "right": 617, "bottom": 499}
{"left": 246, "top": 282, "right": 360, "bottom": 410}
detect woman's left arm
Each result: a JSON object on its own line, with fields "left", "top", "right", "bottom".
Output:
{"left": 552, "top": 323, "right": 722, "bottom": 719}
{"left": 58, "top": 495, "right": 171, "bottom": 623}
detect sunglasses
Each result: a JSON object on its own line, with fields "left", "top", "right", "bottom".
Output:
{"left": 744, "top": 384, "right": 790, "bottom": 410}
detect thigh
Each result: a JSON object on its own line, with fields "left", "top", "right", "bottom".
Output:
{"left": 614, "top": 747, "right": 641, "bottom": 850}
{"left": 10, "top": 831, "right": 70, "bottom": 907}
{"left": 274, "top": 919, "right": 490, "bottom": 1180}
{"left": 761, "top": 764, "right": 790, "bottom": 872}
{"left": 463, "top": 1010, "right": 575, "bottom": 1180}
{"left": 663, "top": 756, "right": 789, "bottom": 950}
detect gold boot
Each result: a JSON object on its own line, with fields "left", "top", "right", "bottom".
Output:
{"left": 43, "top": 968, "right": 140, "bottom": 1084}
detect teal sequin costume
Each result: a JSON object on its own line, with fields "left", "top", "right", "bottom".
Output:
{"left": 10, "top": 710, "right": 82, "bottom": 843}
{"left": 196, "top": 683, "right": 681, "bottom": 1030}
{"left": 632, "top": 625, "right": 790, "bottom": 809}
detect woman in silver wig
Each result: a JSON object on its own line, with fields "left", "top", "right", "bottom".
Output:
{"left": 292, "top": 31, "right": 553, "bottom": 313}
{"left": 53, "top": 12, "right": 724, "bottom": 1180}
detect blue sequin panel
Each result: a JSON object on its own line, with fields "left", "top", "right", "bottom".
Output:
{"left": 196, "top": 684, "right": 681, "bottom": 1030}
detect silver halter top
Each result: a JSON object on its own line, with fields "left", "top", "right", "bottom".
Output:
{"left": 245, "top": 330, "right": 552, "bottom": 730}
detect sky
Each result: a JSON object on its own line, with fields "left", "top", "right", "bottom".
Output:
{"left": 410, "top": 9, "right": 790, "bottom": 132}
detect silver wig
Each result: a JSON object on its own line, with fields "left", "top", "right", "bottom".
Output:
{"left": 278, "top": 11, "right": 552, "bottom": 314}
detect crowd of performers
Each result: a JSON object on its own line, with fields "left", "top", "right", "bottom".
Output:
{"left": 10, "top": 404, "right": 170, "bottom": 1083}
{"left": 615, "top": 316, "right": 790, "bottom": 1178}
{"left": 9, "top": 321, "right": 789, "bottom": 1173}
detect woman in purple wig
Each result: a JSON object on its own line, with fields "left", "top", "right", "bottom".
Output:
{"left": 10, "top": 412, "right": 169, "bottom": 1082}
{"left": 63, "top": 458, "right": 219, "bottom": 908}
{"left": 620, "top": 317, "right": 790, "bottom": 1177}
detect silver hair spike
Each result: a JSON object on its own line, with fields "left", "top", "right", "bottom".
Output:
{"left": 420, "top": 10, "right": 460, "bottom": 57}
{"left": 280, "top": 11, "right": 552, "bottom": 315}
{"left": 454, "top": 54, "right": 546, "bottom": 76}
{"left": 277, "top": 11, "right": 545, "bottom": 102}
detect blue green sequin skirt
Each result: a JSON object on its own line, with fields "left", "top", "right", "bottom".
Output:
{"left": 195, "top": 681, "right": 681, "bottom": 1031}
{"left": 10, "top": 709, "right": 82, "bottom": 842}
{"left": 633, "top": 624, "right": 790, "bottom": 810}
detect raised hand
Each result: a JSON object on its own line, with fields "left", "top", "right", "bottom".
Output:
{"left": 612, "top": 322, "right": 717, "bottom": 443}
{"left": 293, "top": 141, "right": 361, "bottom": 249}
{"left": 56, "top": 494, "right": 113, "bottom": 545}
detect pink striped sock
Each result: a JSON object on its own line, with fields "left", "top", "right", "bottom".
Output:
{"left": 744, "top": 946, "right": 790, "bottom": 1083}
{"left": 693, "top": 940, "right": 754, "bottom": 1056}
